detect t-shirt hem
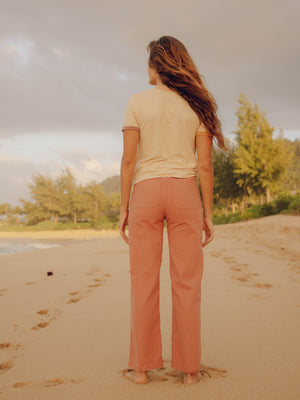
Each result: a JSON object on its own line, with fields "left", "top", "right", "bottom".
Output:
{"left": 133, "top": 173, "right": 198, "bottom": 186}
{"left": 122, "top": 126, "right": 140, "bottom": 132}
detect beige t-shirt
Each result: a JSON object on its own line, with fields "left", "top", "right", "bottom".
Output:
{"left": 122, "top": 86, "right": 213, "bottom": 186}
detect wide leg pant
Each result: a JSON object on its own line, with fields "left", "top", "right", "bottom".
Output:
{"left": 128, "top": 176, "right": 204, "bottom": 373}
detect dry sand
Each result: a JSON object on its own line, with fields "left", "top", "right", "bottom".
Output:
{"left": 0, "top": 214, "right": 299, "bottom": 399}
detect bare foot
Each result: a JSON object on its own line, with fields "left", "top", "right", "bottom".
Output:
{"left": 183, "top": 371, "right": 202, "bottom": 384}
{"left": 123, "top": 369, "right": 149, "bottom": 384}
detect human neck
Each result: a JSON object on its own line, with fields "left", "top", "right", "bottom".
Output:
{"left": 154, "top": 81, "right": 173, "bottom": 91}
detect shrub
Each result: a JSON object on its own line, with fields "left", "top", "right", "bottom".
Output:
{"left": 34, "top": 220, "right": 56, "bottom": 231}
{"left": 259, "top": 203, "right": 276, "bottom": 216}
{"left": 243, "top": 205, "right": 260, "bottom": 219}
{"left": 92, "top": 215, "right": 118, "bottom": 230}
{"left": 228, "top": 212, "right": 244, "bottom": 223}
{"left": 287, "top": 194, "right": 300, "bottom": 215}
{"left": 273, "top": 193, "right": 294, "bottom": 213}
{"left": 212, "top": 214, "right": 234, "bottom": 225}
{"left": 242, "top": 204, "right": 276, "bottom": 219}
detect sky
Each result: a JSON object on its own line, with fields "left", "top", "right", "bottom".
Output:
{"left": 0, "top": 0, "right": 299, "bottom": 206}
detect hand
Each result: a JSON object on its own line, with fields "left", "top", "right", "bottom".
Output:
{"left": 119, "top": 208, "right": 130, "bottom": 245}
{"left": 202, "top": 215, "right": 214, "bottom": 247}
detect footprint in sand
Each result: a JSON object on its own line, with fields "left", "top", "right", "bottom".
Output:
{"left": 200, "top": 364, "right": 228, "bottom": 379}
{"left": 230, "top": 271, "right": 272, "bottom": 290}
{"left": 88, "top": 272, "right": 110, "bottom": 288}
{"left": 37, "top": 309, "right": 49, "bottom": 315}
{"left": 209, "top": 251, "right": 223, "bottom": 258}
{"left": 222, "top": 256, "right": 236, "bottom": 263}
{"left": 121, "top": 367, "right": 169, "bottom": 382}
{"left": 13, "top": 377, "right": 84, "bottom": 388}
{"left": 162, "top": 364, "right": 228, "bottom": 384}
{"left": 0, "top": 360, "right": 14, "bottom": 372}
{"left": 231, "top": 273, "right": 255, "bottom": 282}
{"left": 67, "top": 289, "right": 92, "bottom": 303}
{"left": 143, "top": 360, "right": 228, "bottom": 384}
{"left": 87, "top": 278, "right": 104, "bottom": 288}
{"left": 32, "top": 309, "right": 62, "bottom": 330}
{"left": 145, "top": 364, "right": 227, "bottom": 384}
{"left": 66, "top": 291, "right": 84, "bottom": 303}
{"left": 230, "top": 266, "right": 242, "bottom": 272}
{"left": 252, "top": 282, "right": 272, "bottom": 289}
{"left": 67, "top": 269, "right": 111, "bottom": 303}
{"left": 67, "top": 295, "right": 82, "bottom": 303}
{"left": 0, "top": 342, "right": 22, "bottom": 351}
{"left": 67, "top": 290, "right": 85, "bottom": 303}
{"left": 85, "top": 266, "right": 101, "bottom": 276}
{"left": 147, "top": 372, "right": 169, "bottom": 382}
{"left": 32, "top": 322, "right": 50, "bottom": 330}
{"left": 68, "top": 297, "right": 82, "bottom": 303}
{"left": 0, "top": 343, "right": 12, "bottom": 350}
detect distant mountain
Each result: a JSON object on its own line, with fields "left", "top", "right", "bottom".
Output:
{"left": 100, "top": 175, "right": 120, "bottom": 194}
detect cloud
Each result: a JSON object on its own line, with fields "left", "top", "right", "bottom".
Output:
{"left": 51, "top": 45, "right": 69, "bottom": 58}
{"left": 1, "top": 35, "right": 35, "bottom": 67}
{"left": 0, "top": 152, "right": 120, "bottom": 206}
{"left": 65, "top": 159, "right": 120, "bottom": 186}
{"left": 0, "top": 0, "right": 299, "bottom": 206}
{"left": 0, "top": 0, "right": 299, "bottom": 138}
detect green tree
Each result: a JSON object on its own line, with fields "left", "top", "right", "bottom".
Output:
{"left": 0, "top": 202, "right": 11, "bottom": 225}
{"left": 25, "top": 172, "right": 63, "bottom": 224}
{"left": 7, "top": 205, "right": 23, "bottom": 224}
{"left": 212, "top": 145, "right": 243, "bottom": 215}
{"left": 56, "top": 166, "right": 86, "bottom": 224}
{"left": 83, "top": 180, "right": 107, "bottom": 223}
{"left": 233, "top": 93, "right": 293, "bottom": 206}
{"left": 257, "top": 128, "right": 294, "bottom": 202}
{"left": 106, "top": 192, "right": 121, "bottom": 221}
{"left": 284, "top": 138, "right": 300, "bottom": 191}
{"left": 19, "top": 199, "right": 45, "bottom": 225}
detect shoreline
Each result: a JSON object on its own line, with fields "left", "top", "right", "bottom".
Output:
{"left": 0, "top": 214, "right": 298, "bottom": 240}
{"left": 0, "top": 229, "right": 121, "bottom": 240}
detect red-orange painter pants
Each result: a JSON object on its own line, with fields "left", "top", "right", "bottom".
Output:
{"left": 128, "top": 176, "right": 204, "bottom": 373}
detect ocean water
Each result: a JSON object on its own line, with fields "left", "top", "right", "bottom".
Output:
{"left": 0, "top": 239, "right": 72, "bottom": 256}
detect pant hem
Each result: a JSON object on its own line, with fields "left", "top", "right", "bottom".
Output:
{"left": 128, "top": 362, "right": 164, "bottom": 371}
{"left": 171, "top": 363, "right": 201, "bottom": 373}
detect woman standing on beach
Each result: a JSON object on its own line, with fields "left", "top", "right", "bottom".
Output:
{"left": 119, "top": 36, "right": 229, "bottom": 385}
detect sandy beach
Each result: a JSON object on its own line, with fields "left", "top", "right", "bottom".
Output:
{"left": 0, "top": 214, "right": 299, "bottom": 399}
{"left": 0, "top": 229, "right": 120, "bottom": 240}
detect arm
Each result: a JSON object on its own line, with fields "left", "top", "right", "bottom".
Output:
{"left": 120, "top": 95, "right": 140, "bottom": 212}
{"left": 120, "top": 128, "right": 139, "bottom": 212}
{"left": 119, "top": 128, "right": 139, "bottom": 245}
{"left": 119, "top": 95, "right": 140, "bottom": 244}
{"left": 195, "top": 133, "right": 214, "bottom": 218}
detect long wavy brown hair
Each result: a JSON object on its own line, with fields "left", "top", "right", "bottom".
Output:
{"left": 147, "top": 36, "right": 229, "bottom": 152}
